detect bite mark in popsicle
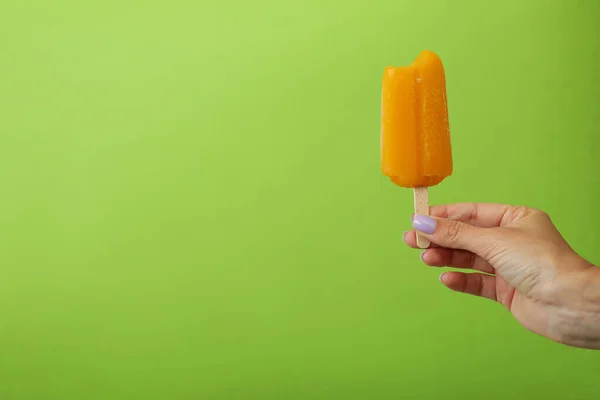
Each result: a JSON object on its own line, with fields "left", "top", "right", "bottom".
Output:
{"left": 381, "top": 50, "right": 453, "bottom": 248}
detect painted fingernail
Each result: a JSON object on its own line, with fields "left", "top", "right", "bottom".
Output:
{"left": 412, "top": 214, "right": 437, "bottom": 234}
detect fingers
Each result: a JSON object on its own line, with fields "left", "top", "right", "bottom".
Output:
{"left": 429, "top": 203, "right": 511, "bottom": 228}
{"left": 404, "top": 231, "right": 495, "bottom": 273}
{"left": 421, "top": 248, "right": 495, "bottom": 274}
{"left": 440, "top": 271, "right": 497, "bottom": 302}
{"left": 412, "top": 214, "right": 502, "bottom": 255}
{"left": 403, "top": 230, "right": 441, "bottom": 249}
{"left": 404, "top": 221, "right": 500, "bottom": 303}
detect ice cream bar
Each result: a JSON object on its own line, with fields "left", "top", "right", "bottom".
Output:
{"left": 381, "top": 50, "right": 452, "bottom": 248}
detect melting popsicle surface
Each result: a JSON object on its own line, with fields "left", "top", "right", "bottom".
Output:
{"left": 381, "top": 50, "right": 452, "bottom": 188}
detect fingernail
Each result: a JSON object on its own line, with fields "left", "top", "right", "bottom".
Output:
{"left": 419, "top": 250, "right": 427, "bottom": 263}
{"left": 402, "top": 231, "right": 408, "bottom": 243}
{"left": 412, "top": 214, "right": 437, "bottom": 234}
{"left": 439, "top": 273, "right": 445, "bottom": 282}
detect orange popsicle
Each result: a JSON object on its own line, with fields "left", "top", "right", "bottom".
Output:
{"left": 381, "top": 50, "right": 452, "bottom": 248}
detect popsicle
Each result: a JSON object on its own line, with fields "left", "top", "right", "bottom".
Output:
{"left": 381, "top": 50, "right": 452, "bottom": 248}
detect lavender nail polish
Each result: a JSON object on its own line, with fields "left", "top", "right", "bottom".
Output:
{"left": 412, "top": 214, "right": 437, "bottom": 234}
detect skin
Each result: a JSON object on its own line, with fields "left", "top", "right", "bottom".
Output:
{"left": 404, "top": 203, "right": 600, "bottom": 350}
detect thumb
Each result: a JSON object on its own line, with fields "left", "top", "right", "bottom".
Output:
{"left": 412, "top": 214, "right": 499, "bottom": 254}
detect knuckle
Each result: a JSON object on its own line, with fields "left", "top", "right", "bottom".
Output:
{"left": 502, "top": 206, "right": 535, "bottom": 225}
{"left": 477, "top": 274, "right": 485, "bottom": 296}
{"left": 527, "top": 206, "right": 549, "bottom": 219}
{"left": 474, "top": 229, "right": 507, "bottom": 260}
{"left": 536, "top": 209, "right": 551, "bottom": 222}
{"left": 465, "top": 227, "right": 507, "bottom": 260}
{"left": 512, "top": 206, "right": 530, "bottom": 218}
{"left": 465, "top": 252, "right": 477, "bottom": 268}
{"left": 467, "top": 202, "right": 479, "bottom": 225}
{"left": 445, "top": 221, "right": 463, "bottom": 244}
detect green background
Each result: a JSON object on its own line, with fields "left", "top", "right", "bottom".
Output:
{"left": 1, "top": 0, "right": 599, "bottom": 398}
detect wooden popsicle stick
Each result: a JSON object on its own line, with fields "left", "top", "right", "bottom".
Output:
{"left": 413, "top": 187, "right": 430, "bottom": 248}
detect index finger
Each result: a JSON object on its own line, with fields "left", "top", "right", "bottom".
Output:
{"left": 429, "top": 203, "right": 511, "bottom": 228}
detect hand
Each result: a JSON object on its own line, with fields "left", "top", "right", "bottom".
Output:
{"left": 403, "top": 203, "right": 600, "bottom": 349}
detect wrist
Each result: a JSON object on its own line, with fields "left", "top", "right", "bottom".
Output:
{"left": 579, "top": 266, "right": 600, "bottom": 319}
{"left": 555, "top": 261, "right": 600, "bottom": 349}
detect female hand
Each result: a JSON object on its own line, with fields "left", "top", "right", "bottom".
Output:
{"left": 404, "top": 203, "right": 600, "bottom": 349}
